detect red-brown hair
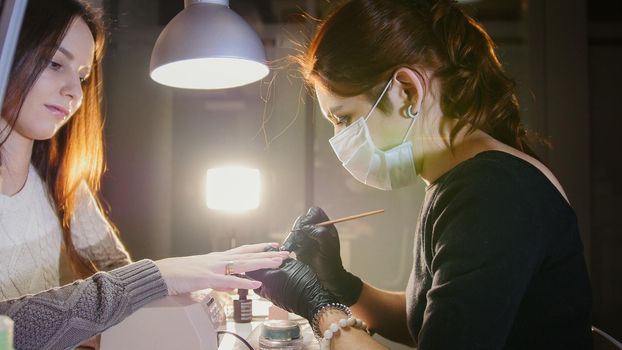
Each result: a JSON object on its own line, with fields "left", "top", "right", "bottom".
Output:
{"left": 298, "top": 0, "right": 540, "bottom": 159}
{"left": 1, "top": 0, "right": 110, "bottom": 277}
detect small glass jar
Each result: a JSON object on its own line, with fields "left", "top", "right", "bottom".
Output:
{"left": 258, "top": 320, "right": 304, "bottom": 350}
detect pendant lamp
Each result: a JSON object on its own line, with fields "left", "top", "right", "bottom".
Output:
{"left": 150, "top": 0, "right": 269, "bottom": 89}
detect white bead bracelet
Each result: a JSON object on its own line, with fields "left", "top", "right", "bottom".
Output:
{"left": 318, "top": 316, "right": 370, "bottom": 350}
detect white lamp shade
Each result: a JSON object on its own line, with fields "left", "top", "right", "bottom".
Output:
{"left": 206, "top": 167, "right": 261, "bottom": 212}
{"left": 150, "top": 0, "right": 269, "bottom": 89}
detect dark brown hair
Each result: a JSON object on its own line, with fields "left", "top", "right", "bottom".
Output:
{"left": 1, "top": 0, "right": 111, "bottom": 277}
{"left": 298, "top": 0, "right": 540, "bottom": 159}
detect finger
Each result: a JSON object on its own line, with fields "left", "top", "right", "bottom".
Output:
{"left": 307, "top": 206, "right": 330, "bottom": 222}
{"left": 227, "top": 251, "right": 289, "bottom": 261}
{"left": 297, "top": 208, "right": 328, "bottom": 227}
{"left": 292, "top": 233, "right": 320, "bottom": 252}
{"left": 225, "top": 242, "right": 279, "bottom": 255}
{"left": 232, "top": 257, "right": 285, "bottom": 274}
{"left": 244, "top": 268, "right": 264, "bottom": 281}
{"left": 297, "top": 213, "right": 315, "bottom": 226}
{"left": 305, "top": 226, "right": 333, "bottom": 241}
{"left": 294, "top": 208, "right": 318, "bottom": 227}
{"left": 292, "top": 214, "right": 306, "bottom": 230}
{"left": 218, "top": 256, "right": 283, "bottom": 276}
{"left": 212, "top": 275, "right": 262, "bottom": 290}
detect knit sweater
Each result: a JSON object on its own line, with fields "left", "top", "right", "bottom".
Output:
{"left": 0, "top": 259, "right": 168, "bottom": 350}
{"left": 0, "top": 166, "right": 169, "bottom": 349}
{"left": 0, "top": 165, "right": 131, "bottom": 300}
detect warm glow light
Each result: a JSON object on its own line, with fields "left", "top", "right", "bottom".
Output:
{"left": 151, "top": 58, "right": 269, "bottom": 89}
{"left": 206, "top": 167, "right": 261, "bottom": 212}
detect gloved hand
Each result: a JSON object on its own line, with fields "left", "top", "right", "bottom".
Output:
{"left": 246, "top": 258, "right": 338, "bottom": 322}
{"left": 290, "top": 207, "right": 363, "bottom": 306}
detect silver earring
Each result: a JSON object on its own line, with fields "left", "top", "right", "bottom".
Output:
{"left": 407, "top": 105, "right": 419, "bottom": 119}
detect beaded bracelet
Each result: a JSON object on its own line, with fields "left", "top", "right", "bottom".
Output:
{"left": 318, "top": 316, "right": 370, "bottom": 350}
{"left": 310, "top": 303, "right": 352, "bottom": 339}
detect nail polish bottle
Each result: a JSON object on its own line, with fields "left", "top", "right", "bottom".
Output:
{"left": 234, "top": 289, "right": 252, "bottom": 323}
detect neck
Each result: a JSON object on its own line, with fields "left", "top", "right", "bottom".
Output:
{"left": 414, "top": 116, "right": 499, "bottom": 186}
{"left": 0, "top": 119, "right": 34, "bottom": 196}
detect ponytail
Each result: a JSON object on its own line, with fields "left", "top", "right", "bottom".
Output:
{"left": 427, "top": 0, "right": 540, "bottom": 159}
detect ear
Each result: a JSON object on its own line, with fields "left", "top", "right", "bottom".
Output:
{"left": 393, "top": 67, "right": 425, "bottom": 115}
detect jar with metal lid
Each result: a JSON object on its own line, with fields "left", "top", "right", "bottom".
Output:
{"left": 258, "top": 320, "right": 304, "bottom": 350}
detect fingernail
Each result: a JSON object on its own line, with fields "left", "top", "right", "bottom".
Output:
{"left": 269, "top": 242, "right": 279, "bottom": 247}
{"left": 278, "top": 251, "right": 290, "bottom": 256}
{"left": 252, "top": 281, "right": 262, "bottom": 288}
{"left": 272, "top": 257, "right": 284, "bottom": 262}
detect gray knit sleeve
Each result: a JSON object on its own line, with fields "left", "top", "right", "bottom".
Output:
{"left": 0, "top": 259, "right": 168, "bottom": 350}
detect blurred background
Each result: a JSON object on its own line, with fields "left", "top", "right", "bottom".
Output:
{"left": 87, "top": 0, "right": 621, "bottom": 348}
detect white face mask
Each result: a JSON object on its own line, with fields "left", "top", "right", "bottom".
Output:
{"left": 328, "top": 78, "right": 419, "bottom": 190}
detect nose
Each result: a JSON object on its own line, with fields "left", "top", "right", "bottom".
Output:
{"left": 60, "top": 74, "right": 83, "bottom": 108}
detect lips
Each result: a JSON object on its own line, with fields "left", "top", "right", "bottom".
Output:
{"left": 44, "top": 104, "right": 70, "bottom": 119}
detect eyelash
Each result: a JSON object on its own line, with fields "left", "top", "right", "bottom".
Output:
{"left": 48, "top": 60, "right": 88, "bottom": 84}
{"left": 331, "top": 114, "right": 350, "bottom": 126}
{"left": 48, "top": 60, "right": 62, "bottom": 70}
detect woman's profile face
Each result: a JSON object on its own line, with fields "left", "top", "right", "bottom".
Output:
{"left": 12, "top": 17, "right": 94, "bottom": 141}
{"left": 315, "top": 83, "right": 417, "bottom": 150}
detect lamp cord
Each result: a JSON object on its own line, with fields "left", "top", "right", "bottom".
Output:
{"left": 217, "top": 330, "right": 256, "bottom": 350}
{"left": 592, "top": 326, "right": 622, "bottom": 349}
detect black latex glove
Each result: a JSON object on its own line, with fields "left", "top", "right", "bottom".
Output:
{"left": 246, "top": 258, "right": 338, "bottom": 322}
{"left": 290, "top": 207, "right": 363, "bottom": 306}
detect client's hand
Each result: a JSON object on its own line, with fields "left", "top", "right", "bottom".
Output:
{"left": 291, "top": 207, "right": 363, "bottom": 306}
{"left": 155, "top": 243, "right": 290, "bottom": 295}
{"left": 246, "top": 258, "right": 338, "bottom": 322}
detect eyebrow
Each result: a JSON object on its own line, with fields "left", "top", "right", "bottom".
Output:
{"left": 58, "top": 46, "right": 75, "bottom": 60}
{"left": 57, "top": 46, "right": 92, "bottom": 77}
